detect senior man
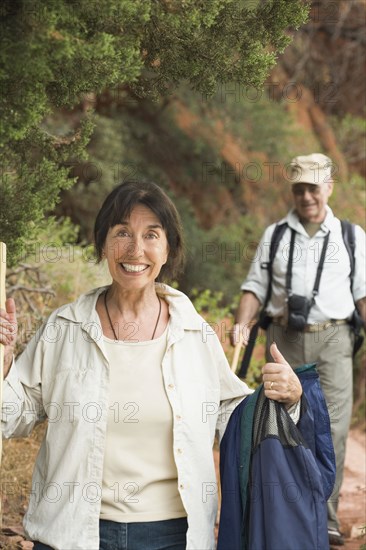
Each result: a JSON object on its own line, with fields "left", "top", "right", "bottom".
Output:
{"left": 232, "top": 153, "right": 366, "bottom": 546}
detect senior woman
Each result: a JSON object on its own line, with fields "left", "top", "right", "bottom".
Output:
{"left": 0, "top": 181, "right": 302, "bottom": 550}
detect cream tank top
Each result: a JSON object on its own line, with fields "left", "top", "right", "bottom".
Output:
{"left": 100, "top": 323, "right": 186, "bottom": 522}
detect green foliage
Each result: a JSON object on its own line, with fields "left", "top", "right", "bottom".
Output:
{"left": 180, "top": 212, "right": 264, "bottom": 300}
{"left": 19, "top": 216, "right": 110, "bottom": 313}
{"left": 331, "top": 172, "right": 366, "bottom": 228}
{"left": 0, "top": 159, "right": 74, "bottom": 265}
{"left": 0, "top": 0, "right": 309, "bottom": 265}
{"left": 190, "top": 288, "right": 231, "bottom": 324}
{"left": 1, "top": 0, "right": 148, "bottom": 141}
{"left": 179, "top": 82, "right": 299, "bottom": 161}
{"left": 25, "top": 215, "right": 79, "bottom": 250}
{"left": 330, "top": 114, "right": 366, "bottom": 166}
{"left": 138, "top": 0, "right": 309, "bottom": 98}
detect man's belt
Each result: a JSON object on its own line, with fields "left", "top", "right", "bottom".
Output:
{"left": 272, "top": 318, "right": 349, "bottom": 332}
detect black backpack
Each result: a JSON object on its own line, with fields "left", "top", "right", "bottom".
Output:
{"left": 238, "top": 220, "right": 363, "bottom": 378}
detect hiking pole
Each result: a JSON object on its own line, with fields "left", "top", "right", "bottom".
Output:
{"left": 0, "top": 241, "right": 6, "bottom": 524}
{"left": 231, "top": 323, "right": 260, "bottom": 378}
{"left": 231, "top": 341, "right": 243, "bottom": 373}
{"left": 237, "top": 321, "right": 260, "bottom": 379}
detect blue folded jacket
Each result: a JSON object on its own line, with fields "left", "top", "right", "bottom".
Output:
{"left": 218, "top": 364, "right": 336, "bottom": 550}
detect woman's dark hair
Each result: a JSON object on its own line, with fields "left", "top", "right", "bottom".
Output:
{"left": 94, "top": 181, "right": 185, "bottom": 282}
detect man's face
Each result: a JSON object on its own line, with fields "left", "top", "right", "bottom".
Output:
{"left": 292, "top": 180, "right": 333, "bottom": 223}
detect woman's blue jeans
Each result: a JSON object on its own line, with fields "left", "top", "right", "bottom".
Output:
{"left": 99, "top": 518, "right": 187, "bottom": 550}
{"left": 33, "top": 517, "right": 188, "bottom": 550}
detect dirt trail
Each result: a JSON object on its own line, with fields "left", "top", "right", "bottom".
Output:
{"left": 337, "top": 429, "right": 366, "bottom": 549}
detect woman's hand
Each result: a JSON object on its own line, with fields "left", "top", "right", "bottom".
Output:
{"left": 262, "top": 342, "right": 302, "bottom": 406}
{"left": 0, "top": 298, "right": 18, "bottom": 378}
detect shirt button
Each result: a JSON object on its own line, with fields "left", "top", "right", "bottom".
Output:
{"left": 175, "top": 414, "right": 182, "bottom": 421}
{"left": 177, "top": 448, "right": 183, "bottom": 454}
{"left": 167, "top": 384, "right": 175, "bottom": 390}
{"left": 179, "top": 483, "right": 185, "bottom": 490}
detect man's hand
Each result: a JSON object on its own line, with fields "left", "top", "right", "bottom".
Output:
{"left": 0, "top": 298, "right": 18, "bottom": 378}
{"left": 230, "top": 322, "right": 251, "bottom": 347}
{"left": 262, "top": 342, "right": 302, "bottom": 406}
{"left": 231, "top": 291, "right": 261, "bottom": 347}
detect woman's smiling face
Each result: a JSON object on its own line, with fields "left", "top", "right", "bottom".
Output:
{"left": 103, "top": 204, "right": 169, "bottom": 291}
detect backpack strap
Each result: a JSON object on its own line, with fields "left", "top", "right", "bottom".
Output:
{"left": 286, "top": 228, "right": 330, "bottom": 303}
{"left": 340, "top": 220, "right": 364, "bottom": 355}
{"left": 341, "top": 220, "right": 355, "bottom": 291}
{"left": 260, "top": 221, "right": 288, "bottom": 319}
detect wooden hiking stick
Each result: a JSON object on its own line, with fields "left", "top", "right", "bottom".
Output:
{"left": 0, "top": 242, "right": 6, "bottom": 522}
{"left": 230, "top": 341, "right": 243, "bottom": 373}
